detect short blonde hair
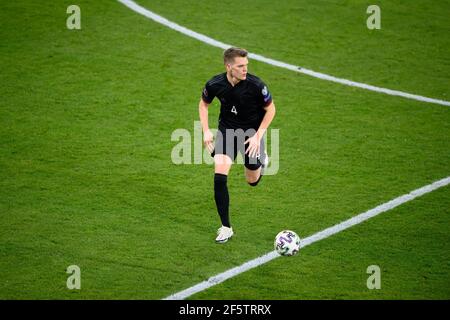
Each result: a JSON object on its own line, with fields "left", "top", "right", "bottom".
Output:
{"left": 223, "top": 47, "right": 248, "bottom": 64}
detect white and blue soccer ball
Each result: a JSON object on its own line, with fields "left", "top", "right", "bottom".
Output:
{"left": 274, "top": 230, "right": 301, "bottom": 256}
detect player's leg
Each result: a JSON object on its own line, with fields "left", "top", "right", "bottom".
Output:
{"left": 245, "top": 166, "right": 262, "bottom": 186}
{"left": 244, "top": 134, "right": 266, "bottom": 186}
{"left": 214, "top": 153, "right": 232, "bottom": 224}
{"left": 213, "top": 128, "right": 236, "bottom": 243}
{"left": 214, "top": 155, "right": 234, "bottom": 243}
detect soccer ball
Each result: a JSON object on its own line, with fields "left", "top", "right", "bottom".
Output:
{"left": 274, "top": 230, "right": 301, "bottom": 256}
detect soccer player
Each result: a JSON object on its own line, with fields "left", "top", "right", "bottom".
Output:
{"left": 199, "top": 47, "right": 276, "bottom": 243}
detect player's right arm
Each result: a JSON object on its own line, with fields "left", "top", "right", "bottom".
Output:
{"left": 199, "top": 98, "right": 214, "bottom": 153}
{"left": 199, "top": 81, "right": 216, "bottom": 153}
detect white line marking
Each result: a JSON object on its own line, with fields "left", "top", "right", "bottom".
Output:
{"left": 117, "top": 0, "right": 450, "bottom": 107}
{"left": 164, "top": 176, "right": 450, "bottom": 300}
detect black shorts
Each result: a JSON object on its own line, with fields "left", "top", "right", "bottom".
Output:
{"left": 212, "top": 125, "right": 265, "bottom": 170}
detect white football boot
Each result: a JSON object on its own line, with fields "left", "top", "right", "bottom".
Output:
{"left": 215, "top": 226, "right": 234, "bottom": 243}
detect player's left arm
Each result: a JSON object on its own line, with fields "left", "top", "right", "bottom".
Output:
{"left": 245, "top": 101, "right": 276, "bottom": 157}
{"left": 256, "top": 101, "right": 276, "bottom": 140}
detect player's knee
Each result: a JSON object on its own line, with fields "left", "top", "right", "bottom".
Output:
{"left": 247, "top": 175, "right": 262, "bottom": 187}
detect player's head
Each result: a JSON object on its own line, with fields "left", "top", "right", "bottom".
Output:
{"left": 224, "top": 47, "right": 248, "bottom": 81}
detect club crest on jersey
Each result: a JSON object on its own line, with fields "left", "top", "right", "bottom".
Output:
{"left": 231, "top": 106, "right": 237, "bottom": 115}
{"left": 262, "top": 86, "right": 268, "bottom": 97}
{"left": 203, "top": 88, "right": 208, "bottom": 97}
{"left": 262, "top": 86, "right": 271, "bottom": 102}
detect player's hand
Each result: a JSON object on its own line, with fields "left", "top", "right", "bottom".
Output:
{"left": 245, "top": 134, "right": 260, "bottom": 158}
{"left": 203, "top": 129, "right": 214, "bottom": 154}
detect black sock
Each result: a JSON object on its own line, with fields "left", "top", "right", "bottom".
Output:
{"left": 214, "top": 173, "right": 230, "bottom": 227}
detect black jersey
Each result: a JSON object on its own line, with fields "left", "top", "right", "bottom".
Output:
{"left": 201, "top": 73, "right": 272, "bottom": 130}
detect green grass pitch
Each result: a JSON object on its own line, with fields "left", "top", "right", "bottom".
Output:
{"left": 0, "top": 0, "right": 449, "bottom": 299}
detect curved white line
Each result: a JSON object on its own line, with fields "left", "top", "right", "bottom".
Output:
{"left": 164, "top": 176, "right": 450, "bottom": 300}
{"left": 115, "top": 0, "right": 450, "bottom": 299}
{"left": 118, "top": 0, "right": 450, "bottom": 107}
